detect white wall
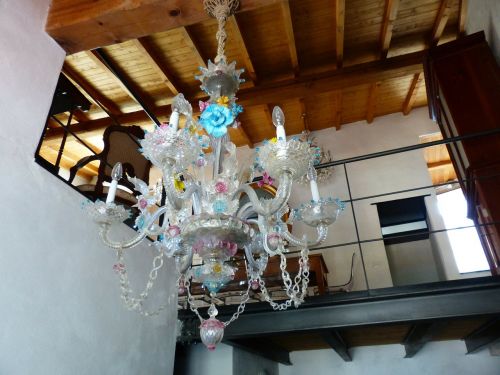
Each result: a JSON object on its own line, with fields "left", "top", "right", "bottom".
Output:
{"left": 279, "top": 341, "right": 500, "bottom": 375}
{"left": 0, "top": 1, "right": 178, "bottom": 374}
{"left": 467, "top": 0, "right": 500, "bottom": 62}
{"left": 183, "top": 343, "right": 233, "bottom": 375}
{"left": 286, "top": 108, "right": 469, "bottom": 290}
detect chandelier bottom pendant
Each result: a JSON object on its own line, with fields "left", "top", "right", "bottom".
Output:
{"left": 86, "top": 0, "right": 344, "bottom": 351}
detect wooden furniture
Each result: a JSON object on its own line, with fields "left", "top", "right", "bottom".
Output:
{"left": 68, "top": 125, "right": 151, "bottom": 204}
{"left": 424, "top": 32, "right": 500, "bottom": 274}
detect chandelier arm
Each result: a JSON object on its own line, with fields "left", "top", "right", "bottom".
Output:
{"left": 163, "top": 171, "right": 203, "bottom": 213}
{"left": 236, "top": 201, "right": 254, "bottom": 219}
{"left": 99, "top": 206, "right": 171, "bottom": 250}
{"left": 175, "top": 249, "right": 193, "bottom": 275}
{"left": 279, "top": 223, "right": 329, "bottom": 248}
{"left": 233, "top": 171, "right": 293, "bottom": 217}
{"left": 243, "top": 244, "right": 268, "bottom": 276}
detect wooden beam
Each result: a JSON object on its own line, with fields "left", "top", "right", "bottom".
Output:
{"left": 228, "top": 16, "right": 257, "bottom": 83}
{"left": 237, "top": 123, "right": 254, "bottom": 148}
{"left": 403, "top": 72, "right": 423, "bottom": 115}
{"left": 380, "top": 0, "right": 400, "bottom": 58}
{"left": 46, "top": 0, "right": 283, "bottom": 54}
{"left": 299, "top": 99, "right": 308, "bottom": 131}
{"left": 180, "top": 26, "right": 207, "bottom": 69}
{"left": 85, "top": 50, "right": 139, "bottom": 103}
{"left": 227, "top": 339, "right": 292, "bottom": 366}
{"left": 458, "top": 0, "right": 467, "bottom": 36}
{"left": 46, "top": 51, "right": 424, "bottom": 140}
{"left": 430, "top": 0, "right": 452, "bottom": 46}
{"left": 333, "top": 91, "right": 342, "bottom": 129}
{"left": 334, "top": 0, "right": 345, "bottom": 68}
{"left": 464, "top": 317, "right": 500, "bottom": 354}
{"left": 427, "top": 160, "right": 452, "bottom": 170}
{"left": 281, "top": 0, "right": 299, "bottom": 75}
{"left": 366, "top": 82, "right": 381, "bottom": 124}
{"left": 133, "top": 38, "right": 180, "bottom": 95}
{"left": 321, "top": 331, "right": 352, "bottom": 362}
{"left": 403, "top": 322, "right": 446, "bottom": 358}
{"left": 62, "top": 63, "right": 121, "bottom": 116}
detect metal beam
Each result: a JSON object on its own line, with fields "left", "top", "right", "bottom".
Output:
{"left": 403, "top": 322, "right": 446, "bottom": 358}
{"left": 464, "top": 317, "right": 500, "bottom": 354}
{"left": 219, "top": 282, "right": 500, "bottom": 339}
{"left": 226, "top": 338, "right": 292, "bottom": 365}
{"left": 321, "top": 331, "right": 352, "bottom": 361}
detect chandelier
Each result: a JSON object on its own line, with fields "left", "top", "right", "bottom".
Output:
{"left": 87, "top": 0, "right": 343, "bottom": 351}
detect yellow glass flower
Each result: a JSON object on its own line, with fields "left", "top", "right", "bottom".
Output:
{"left": 212, "top": 263, "right": 222, "bottom": 273}
{"left": 173, "top": 175, "right": 185, "bottom": 192}
{"left": 269, "top": 137, "right": 277, "bottom": 144}
{"left": 216, "top": 96, "right": 230, "bottom": 107}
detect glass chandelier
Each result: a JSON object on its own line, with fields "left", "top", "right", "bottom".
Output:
{"left": 87, "top": 0, "right": 343, "bottom": 351}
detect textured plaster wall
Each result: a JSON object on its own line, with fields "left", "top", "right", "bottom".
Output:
{"left": 467, "top": 0, "right": 500, "bottom": 62}
{"left": 0, "top": 1, "right": 178, "bottom": 374}
{"left": 285, "top": 108, "right": 470, "bottom": 290}
{"left": 279, "top": 341, "right": 500, "bottom": 375}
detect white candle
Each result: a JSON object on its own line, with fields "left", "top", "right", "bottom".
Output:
{"left": 169, "top": 109, "right": 180, "bottom": 131}
{"left": 310, "top": 179, "right": 320, "bottom": 202}
{"left": 106, "top": 179, "right": 118, "bottom": 204}
{"left": 276, "top": 125, "right": 286, "bottom": 141}
{"left": 106, "top": 162, "right": 123, "bottom": 205}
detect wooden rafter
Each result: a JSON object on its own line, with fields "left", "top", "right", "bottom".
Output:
{"left": 281, "top": 0, "right": 299, "bottom": 75}
{"left": 237, "top": 123, "right": 254, "bottom": 148}
{"left": 403, "top": 72, "right": 423, "bottom": 115}
{"left": 85, "top": 50, "right": 142, "bottom": 102}
{"left": 299, "top": 99, "right": 308, "bottom": 131}
{"left": 133, "top": 38, "right": 180, "bottom": 95}
{"left": 427, "top": 160, "right": 452, "bottom": 170}
{"left": 458, "top": 0, "right": 467, "bottom": 36}
{"left": 61, "top": 62, "right": 121, "bottom": 116}
{"left": 228, "top": 15, "right": 257, "bottom": 83}
{"left": 379, "top": 0, "right": 400, "bottom": 58}
{"left": 263, "top": 104, "right": 278, "bottom": 133}
{"left": 334, "top": 0, "right": 345, "bottom": 68}
{"left": 180, "top": 26, "right": 207, "bottom": 69}
{"left": 46, "top": 52, "right": 424, "bottom": 140}
{"left": 46, "top": 0, "right": 284, "bottom": 54}
{"left": 333, "top": 91, "right": 342, "bottom": 130}
{"left": 366, "top": 82, "right": 381, "bottom": 123}
{"left": 430, "top": 0, "right": 452, "bottom": 46}
{"left": 72, "top": 109, "right": 90, "bottom": 123}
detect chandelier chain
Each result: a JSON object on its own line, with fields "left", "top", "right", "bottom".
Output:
{"left": 204, "top": 0, "right": 240, "bottom": 62}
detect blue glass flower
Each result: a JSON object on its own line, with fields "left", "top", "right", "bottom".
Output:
{"left": 231, "top": 103, "right": 244, "bottom": 116}
{"left": 199, "top": 104, "right": 235, "bottom": 138}
{"left": 213, "top": 199, "right": 228, "bottom": 214}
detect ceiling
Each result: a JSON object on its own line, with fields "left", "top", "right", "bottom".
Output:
{"left": 40, "top": 0, "right": 466, "bottom": 180}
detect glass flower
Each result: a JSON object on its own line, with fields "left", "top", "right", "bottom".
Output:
{"left": 199, "top": 100, "right": 210, "bottom": 112}
{"left": 231, "top": 103, "right": 243, "bottom": 116}
{"left": 257, "top": 172, "right": 274, "bottom": 187}
{"left": 216, "top": 96, "right": 230, "bottom": 107}
{"left": 199, "top": 104, "right": 235, "bottom": 138}
{"left": 173, "top": 175, "right": 185, "bottom": 192}
{"left": 214, "top": 180, "right": 228, "bottom": 193}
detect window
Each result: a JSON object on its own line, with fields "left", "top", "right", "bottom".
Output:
{"left": 436, "top": 189, "right": 489, "bottom": 273}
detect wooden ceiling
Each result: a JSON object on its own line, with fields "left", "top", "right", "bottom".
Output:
{"left": 41, "top": 0, "right": 467, "bottom": 180}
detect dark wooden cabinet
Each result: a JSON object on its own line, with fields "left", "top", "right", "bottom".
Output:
{"left": 424, "top": 32, "right": 500, "bottom": 275}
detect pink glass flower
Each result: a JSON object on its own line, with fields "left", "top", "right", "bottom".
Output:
{"left": 250, "top": 279, "right": 260, "bottom": 290}
{"left": 160, "top": 122, "right": 169, "bottom": 129}
{"left": 138, "top": 198, "right": 148, "bottom": 210}
{"left": 199, "top": 100, "right": 210, "bottom": 112}
{"left": 196, "top": 157, "right": 206, "bottom": 167}
{"left": 214, "top": 180, "right": 228, "bottom": 194}
{"left": 113, "top": 263, "right": 125, "bottom": 274}
{"left": 257, "top": 172, "right": 274, "bottom": 187}
{"left": 167, "top": 225, "right": 181, "bottom": 237}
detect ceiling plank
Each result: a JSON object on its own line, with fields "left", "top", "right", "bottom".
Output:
{"left": 180, "top": 26, "right": 208, "bottom": 70}
{"left": 334, "top": 0, "right": 345, "bottom": 68}
{"left": 62, "top": 63, "right": 122, "bottom": 116}
{"left": 458, "top": 0, "right": 467, "bottom": 36}
{"left": 299, "top": 99, "right": 308, "bottom": 132}
{"left": 238, "top": 122, "right": 254, "bottom": 148}
{"left": 46, "top": 51, "right": 424, "bottom": 141}
{"left": 427, "top": 160, "right": 453, "bottom": 170}
{"left": 380, "top": 0, "right": 400, "bottom": 59}
{"left": 132, "top": 38, "right": 180, "bottom": 95}
{"left": 281, "top": 0, "right": 299, "bottom": 75}
{"left": 46, "top": 0, "right": 283, "bottom": 54}
{"left": 366, "top": 82, "right": 381, "bottom": 124}
{"left": 403, "top": 72, "right": 423, "bottom": 115}
{"left": 430, "top": 0, "right": 452, "bottom": 46}
{"left": 228, "top": 15, "right": 257, "bottom": 83}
